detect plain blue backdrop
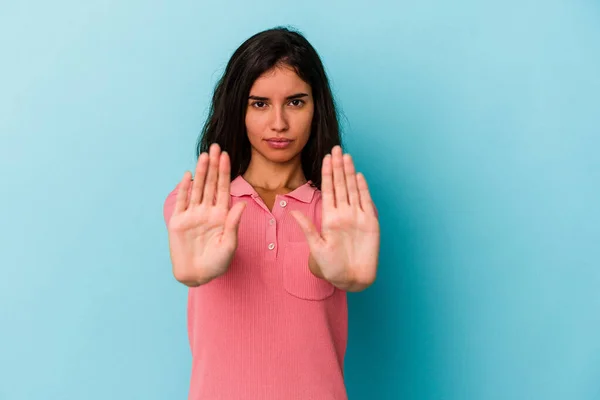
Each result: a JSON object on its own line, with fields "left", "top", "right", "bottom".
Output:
{"left": 1, "top": 1, "right": 599, "bottom": 399}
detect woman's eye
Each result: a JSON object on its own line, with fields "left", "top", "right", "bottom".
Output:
{"left": 252, "top": 101, "right": 266, "bottom": 108}
{"left": 289, "top": 99, "right": 304, "bottom": 107}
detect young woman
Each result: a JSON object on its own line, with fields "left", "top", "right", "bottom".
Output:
{"left": 163, "top": 27, "right": 380, "bottom": 400}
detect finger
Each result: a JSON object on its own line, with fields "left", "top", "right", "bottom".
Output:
{"left": 343, "top": 154, "right": 360, "bottom": 208}
{"left": 223, "top": 201, "right": 247, "bottom": 240}
{"left": 290, "top": 210, "right": 323, "bottom": 249}
{"left": 189, "top": 152, "right": 209, "bottom": 205}
{"left": 331, "top": 146, "right": 348, "bottom": 206}
{"left": 202, "top": 143, "right": 221, "bottom": 206}
{"left": 174, "top": 171, "right": 192, "bottom": 213}
{"left": 216, "top": 150, "right": 231, "bottom": 209}
{"left": 321, "top": 154, "right": 335, "bottom": 209}
{"left": 357, "top": 173, "right": 376, "bottom": 216}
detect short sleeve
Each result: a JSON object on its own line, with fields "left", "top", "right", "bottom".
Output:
{"left": 163, "top": 186, "right": 179, "bottom": 226}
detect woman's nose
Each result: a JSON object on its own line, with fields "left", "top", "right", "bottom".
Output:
{"left": 270, "top": 108, "right": 289, "bottom": 132}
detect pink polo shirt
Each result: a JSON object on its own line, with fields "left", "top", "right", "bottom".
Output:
{"left": 163, "top": 175, "right": 349, "bottom": 400}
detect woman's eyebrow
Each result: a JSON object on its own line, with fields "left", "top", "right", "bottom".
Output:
{"left": 248, "top": 93, "right": 309, "bottom": 101}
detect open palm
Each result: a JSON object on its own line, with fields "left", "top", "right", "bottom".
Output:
{"left": 291, "top": 146, "right": 380, "bottom": 289}
{"left": 167, "top": 144, "right": 246, "bottom": 286}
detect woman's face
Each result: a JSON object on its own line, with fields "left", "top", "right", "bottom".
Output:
{"left": 245, "top": 64, "right": 314, "bottom": 165}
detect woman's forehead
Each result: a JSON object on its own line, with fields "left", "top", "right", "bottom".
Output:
{"left": 250, "top": 65, "right": 311, "bottom": 97}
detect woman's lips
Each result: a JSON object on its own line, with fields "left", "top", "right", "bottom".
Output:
{"left": 265, "top": 138, "right": 292, "bottom": 149}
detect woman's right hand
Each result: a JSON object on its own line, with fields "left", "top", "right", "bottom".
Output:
{"left": 167, "top": 143, "right": 246, "bottom": 286}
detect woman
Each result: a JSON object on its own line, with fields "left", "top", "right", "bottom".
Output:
{"left": 163, "top": 26, "right": 380, "bottom": 400}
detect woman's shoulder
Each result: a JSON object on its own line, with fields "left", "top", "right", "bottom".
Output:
{"left": 163, "top": 182, "right": 184, "bottom": 226}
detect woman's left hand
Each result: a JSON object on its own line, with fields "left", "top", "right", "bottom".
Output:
{"left": 291, "top": 146, "right": 380, "bottom": 292}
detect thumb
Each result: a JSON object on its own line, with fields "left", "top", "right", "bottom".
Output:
{"left": 224, "top": 201, "right": 246, "bottom": 240}
{"left": 290, "top": 210, "right": 322, "bottom": 248}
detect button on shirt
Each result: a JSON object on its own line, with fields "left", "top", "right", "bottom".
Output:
{"left": 163, "top": 175, "right": 348, "bottom": 400}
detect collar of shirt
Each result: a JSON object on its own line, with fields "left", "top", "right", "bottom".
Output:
{"left": 230, "top": 175, "right": 317, "bottom": 203}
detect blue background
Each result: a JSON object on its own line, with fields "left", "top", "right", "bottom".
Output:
{"left": 1, "top": 1, "right": 599, "bottom": 399}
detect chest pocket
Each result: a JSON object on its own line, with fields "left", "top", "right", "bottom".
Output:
{"left": 281, "top": 242, "right": 335, "bottom": 301}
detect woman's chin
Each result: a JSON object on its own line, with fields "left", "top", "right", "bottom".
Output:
{"left": 261, "top": 147, "right": 300, "bottom": 164}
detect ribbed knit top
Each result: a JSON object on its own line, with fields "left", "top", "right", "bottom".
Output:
{"left": 163, "top": 175, "right": 349, "bottom": 400}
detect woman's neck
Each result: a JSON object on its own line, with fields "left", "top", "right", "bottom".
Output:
{"left": 242, "top": 154, "right": 307, "bottom": 193}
